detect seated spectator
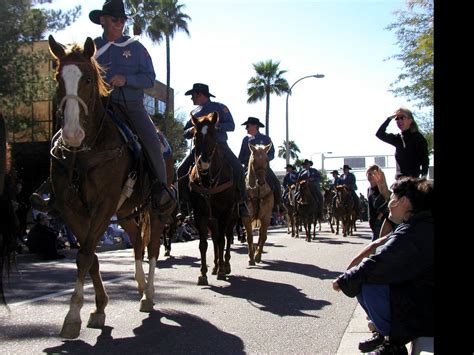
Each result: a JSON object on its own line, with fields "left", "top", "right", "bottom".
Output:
{"left": 26, "top": 213, "right": 65, "bottom": 260}
{"left": 332, "top": 177, "right": 433, "bottom": 354}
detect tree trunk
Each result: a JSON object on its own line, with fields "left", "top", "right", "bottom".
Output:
{"left": 265, "top": 91, "right": 270, "bottom": 136}
{"left": 164, "top": 35, "right": 171, "bottom": 136}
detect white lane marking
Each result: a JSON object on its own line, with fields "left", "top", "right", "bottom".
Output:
{"left": 10, "top": 275, "right": 133, "bottom": 307}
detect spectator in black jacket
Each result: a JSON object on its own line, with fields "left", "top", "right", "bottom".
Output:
{"left": 332, "top": 177, "right": 433, "bottom": 354}
{"left": 26, "top": 213, "right": 65, "bottom": 261}
{"left": 366, "top": 165, "right": 389, "bottom": 241}
{"left": 376, "top": 108, "right": 429, "bottom": 180}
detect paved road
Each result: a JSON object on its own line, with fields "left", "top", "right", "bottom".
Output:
{"left": 1, "top": 222, "right": 373, "bottom": 354}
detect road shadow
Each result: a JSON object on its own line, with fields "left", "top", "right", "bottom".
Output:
{"left": 209, "top": 275, "right": 330, "bottom": 318}
{"left": 257, "top": 259, "right": 341, "bottom": 280}
{"left": 43, "top": 308, "right": 245, "bottom": 354}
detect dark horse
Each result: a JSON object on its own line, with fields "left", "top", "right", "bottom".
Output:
{"left": 187, "top": 112, "right": 239, "bottom": 285}
{"left": 334, "top": 185, "right": 357, "bottom": 237}
{"left": 0, "top": 112, "right": 16, "bottom": 307}
{"left": 48, "top": 36, "right": 173, "bottom": 338}
{"left": 296, "top": 180, "right": 322, "bottom": 242}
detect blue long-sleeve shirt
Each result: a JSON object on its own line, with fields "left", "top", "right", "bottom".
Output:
{"left": 183, "top": 100, "right": 235, "bottom": 143}
{"left": 238, "top": 131, "right": 274, "bottom": 167}
{"left": 94, "top": 35, "right": 155, "bottom": 103}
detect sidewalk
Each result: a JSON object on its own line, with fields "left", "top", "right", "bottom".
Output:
{"left": 336, "top": 304, "right": 433, "bottom": 355}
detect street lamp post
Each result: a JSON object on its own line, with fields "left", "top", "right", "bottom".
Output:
{"left": 285, "top": 74, "right": 325, "bottom": 166}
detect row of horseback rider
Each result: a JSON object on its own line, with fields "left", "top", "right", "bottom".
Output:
{"left": 29, "top": 82, "right": 359, "bottom": 220}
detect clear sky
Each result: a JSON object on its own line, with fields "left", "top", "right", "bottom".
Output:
{"left": 43, "top": 0, "right": 412, "bottom": 192}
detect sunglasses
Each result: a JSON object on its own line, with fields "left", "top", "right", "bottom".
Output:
{"left": 111, "top": 17, "right": 126, "bottom": 23}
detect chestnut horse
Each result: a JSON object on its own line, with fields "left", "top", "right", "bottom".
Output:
{"left": 283, "top": 183, "right": 298, "bottom": 238}
{"left": 241, "top": 143, "right": 274, "bottom": 264}
{"left": 48, "top": 36, "right": 173, "bottom": 338}
{"left": 187, "top": 112, "right": 239, "bottom": 285}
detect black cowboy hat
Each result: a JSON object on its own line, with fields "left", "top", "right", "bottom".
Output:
{"left": 331, "top": 170, "right": 339, "bottom": 175}
{"left": 89, "top": 0, "right": 128, "bottom": 25}
{"left": 241, "top": 117, "right": 264, "bottom": 127}
{"left": 303, "top": 159, "right": 313, "bottom": 166}
{"left": 285, "top": 164, "right": 295, "bottom": 170}
{"left": 185, "top": 83, "right": 215, "bottom": 98}
{"left": 342, "top": 164, "right": 352, "bottom": 170}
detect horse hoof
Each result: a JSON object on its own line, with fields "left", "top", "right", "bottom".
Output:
{"left": 211, "top": 267, "right": 218, "bottom": 275}
{"left": 87, "top": 312, "right": 105, "bottom": 329}
{"left": 249, "top": 259, "right": 256, "bottom": 266}
{"left": 225, "top": 264, "right": 231, "bottom": 274}
{"left": 60, "top": 321, "right": 81, "bottom": 339}
{"left": 164, "top": 250, "right": 170, "bottom": 257}
{"left": 198, "top": 276, "right": 208, "bottom": 286}
{"left": 255, "top": 253, "right": 262, "bottom": 263}
{"left": 217, "top": 272, "right": 226, "bottom": 280}
{"left": 139, "top": 298, "right": 154, "bottom": 312}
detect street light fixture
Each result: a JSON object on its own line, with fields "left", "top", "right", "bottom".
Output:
{"left": 310, "top": 151, "right": 333, "bottom": 172}
{"left": 285, "top": 74, "right": 325, "bottom": 166}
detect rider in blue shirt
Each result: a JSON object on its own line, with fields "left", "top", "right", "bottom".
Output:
{"left": 177, "top": 83, "right": 248, "bottom": 216}
{"left": 238, "top": 117, "right": 282, "bottom": 210}
{"left": 90, "top": 0, "right": 174, "bottom": 213}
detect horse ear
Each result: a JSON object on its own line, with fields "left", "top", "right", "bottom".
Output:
{"left": 249, "top": 143, "right": 257, "bottom": 154}
{"left": 264, "top": 142, "right": 273, "bottom": 154}
{"left": 48, "top": 35, "right": 66, "bottom": 60}
{"left": 83, "top": 37, "right": 96, "bottom": 59}
{"left": 210, "top": 111, "right": 219, "bottom": 124}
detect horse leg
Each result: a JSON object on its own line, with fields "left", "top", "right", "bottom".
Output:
{"left": 138, "top": 214, "right": 163, "bottom": 312}
{"left": 195, "top": 216, "right": 209, "bottom": 285}
{"left": 120, "top": 218, "right": 147, "bottom": 297}
{"left": 255, "top": 217, "right": 270, "bottom": 263}
{"left": 60, "top": 249, "right": 95, "bottom": 338}
{"left": 224, "top": 221, "right": 234, "bottom": 275}
{"left": 242, "top": 216, "right": 255, "bottom": 266}
{"left": 86, "top": 253, "right": 109, "bottom": 329}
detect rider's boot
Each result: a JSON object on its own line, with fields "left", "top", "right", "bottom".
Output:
{"left": 151, "top": 180, "right": 177, "bottom": 216}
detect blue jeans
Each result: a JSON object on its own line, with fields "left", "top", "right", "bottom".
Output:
{"left": 356, "top": 284, "right": 391, "bottom": 336}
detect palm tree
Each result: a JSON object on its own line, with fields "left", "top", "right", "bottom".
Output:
{"left": 247, "top": 60, "right": 289, "bottom": 136}
{"left": 146, "top": 0, "right": 190, "bottom": 123}
{"left": 277, "top": 140, "right": 300, "bottom": 163}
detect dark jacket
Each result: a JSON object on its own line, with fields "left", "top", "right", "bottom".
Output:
{"left": 238, "top": 131, "right": 274, "bottom": 168}
{"left": 376, "top": 118, "right": 429, "bottom": 179}
{"left": 336, "top": 211, "right": 434, "bottom": 340}
{"left": 367, "top": 185, "right": 387, "bottom": 232}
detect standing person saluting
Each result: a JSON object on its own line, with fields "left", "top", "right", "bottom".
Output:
{"left": 88, "top": 0, "right": 174, "bottom": 213}
{"left": 376, "top": 108, "right": 429, "bottom": 179}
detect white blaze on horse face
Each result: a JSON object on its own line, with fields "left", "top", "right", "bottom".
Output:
{"left": 201, "top": 125, "right": 208, "bottom": 136}
{"left": 61, "top": 64, "right": 85, "bottom": 147}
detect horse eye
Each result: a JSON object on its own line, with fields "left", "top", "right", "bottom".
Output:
{"left": 85, "top": 77, "right": 92, "bottom": 84}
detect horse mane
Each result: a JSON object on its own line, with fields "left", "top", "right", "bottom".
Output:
{"left": 55, "top": 43, "right": 111, "bottom": 98}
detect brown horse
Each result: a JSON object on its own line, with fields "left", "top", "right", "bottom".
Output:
{"left": 48, "top": 35, "right": 173, "bottom": 338}
{"left": 187, "top": 112, "right": 239, "bottom": 285}
{"left": 295, "top": 180, "right": 321, "bottom": 242}
{"left": 241, "top": 143, "right": 274, "bottom": 264}
{"left": 333, "top": 185, "right": 357, "bottom": 237}
{"left": 283, "top": 183, "right": 298, "bottom": 238}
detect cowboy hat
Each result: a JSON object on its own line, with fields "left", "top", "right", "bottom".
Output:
{"left": 342, "top": 164, "right": 352, "bottom": 170}
{"left": 184, "top": 83, "right": 215, "bottom": 98}
{"left": 89, "top": 0, "right": 128, "bottom": 25}
{"left": 303, "top": 159, "right": 313, "bottom": 165}
{"left": 241, "top": 117, "right": 264, "bottom": 127}
{"left": 331, "top": 170, "right": 339, "bottom": 175}
{"left": 285, "top": 164, "right": 295, "bottom": 170}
